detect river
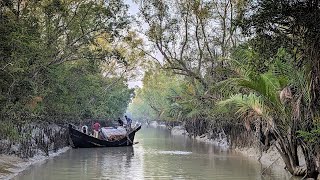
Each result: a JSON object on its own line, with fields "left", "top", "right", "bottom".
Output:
{"left": 14, "top": 126, "right": 293, "bottom": 180}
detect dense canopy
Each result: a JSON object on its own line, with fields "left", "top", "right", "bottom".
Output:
{"left": 1, "top": 0, "right": 320, "bottom": 178}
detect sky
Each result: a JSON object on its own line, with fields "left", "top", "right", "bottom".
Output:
{"left": 126, "top": 0, "right": 139, "bottom": 16}
{"left": 124, "top": 0, "right": 163, "bottom": 88}
{"left": 125, "top": 0, "right": 143, "bottom": 88}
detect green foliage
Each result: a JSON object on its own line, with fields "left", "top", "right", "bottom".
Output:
{"left": 139, "top": 0, "right": 240, "bottom": 90}
{"left": 0, "top": 121, "right": 19, "bottom": 141}
{"left": 44, "top": 61, "right": 133, "bottom": 121}
{"left": 133, "top": 0, "right": 320, "bottom": 176}
{"left": 0, "top": 0, "right": 136, "bottom": 125}
{"left": 218, "top": 93, "right": 266, "bottom": 118}
{"left": 298, "top": 125, "right": 320, "bottom": 144}
{"left": 129, "top": 68, "right": 221, "bottom": 124}
{"left": 219, "top": 47, "right": 311, "bottom": 125}
{"left": 128, "top": 70, "right": 185, "bottom": 122}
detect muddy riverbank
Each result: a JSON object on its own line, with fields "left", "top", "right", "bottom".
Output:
{"left": 0, "top": 147, "right": 69, "bottom": 180}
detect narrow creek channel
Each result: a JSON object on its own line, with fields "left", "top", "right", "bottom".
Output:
{"left": 14, "top": 126, "right": 293, "bottom": 180}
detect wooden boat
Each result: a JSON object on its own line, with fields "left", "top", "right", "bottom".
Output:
{"left": 68, "top": 124, "right": 141, "bottom": 148}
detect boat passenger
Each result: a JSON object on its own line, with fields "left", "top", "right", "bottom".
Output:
{"left": 125, "top": 115, "right": 132, "bottom": 129}
{"left": 82, "top": 125, "right": 88, "bottom": 134}
{"left": 92, "top": 122, "right": 101, "bottom": 138}
{"left": 118, "top": 118, "right": 124, "bottom": 126}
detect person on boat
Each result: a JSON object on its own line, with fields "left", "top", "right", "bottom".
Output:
{"left": 118, "top": 117, "right": 124, "bottom": 126}
{"left": 125, "top": 115, "right": 132, "bottom": 129}
{"left": 92, "top": 122, "right": 101, "bottom": 138}
{"left": 82, "top": 125, "right": 88, "bottom": 134}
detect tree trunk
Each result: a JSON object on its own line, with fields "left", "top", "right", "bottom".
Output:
{"left": 273, "top": 128, "right": 305, "bottom": 176}
{"left": 301, "top": 142, "right": 319, "bottom": 179}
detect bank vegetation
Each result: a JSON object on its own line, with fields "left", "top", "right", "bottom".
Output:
{"left": 128, "top": 0, "right": 320, "bottom": 178}
{"left": 0, "top": 0, "right": 145, "bottom": 158}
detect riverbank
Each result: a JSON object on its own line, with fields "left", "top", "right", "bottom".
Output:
{"left": 170, "top": 125, "right": 229, "bottom": 150}
{"left": 0, "top": 122, "right": 70, "bottom": 179}
{"left": 235, "top": 145, "right": 311, "bottom": 178}
{"left": 0, "top": 147, "right": 69, "bottom": 180}
{"left": 235, "top": 146, "right": 287, "bottom": 175}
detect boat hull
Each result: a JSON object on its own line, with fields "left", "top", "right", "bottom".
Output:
{"left": 68, "top": 124, "right": 141, "bottom": 148}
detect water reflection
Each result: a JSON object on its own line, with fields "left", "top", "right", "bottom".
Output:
{"left": 15, "top": 126, "right": 293, "bottom": 180}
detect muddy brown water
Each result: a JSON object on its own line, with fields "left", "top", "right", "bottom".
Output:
{"left": 14, "top": 126, "right": 294, "bottom": 180}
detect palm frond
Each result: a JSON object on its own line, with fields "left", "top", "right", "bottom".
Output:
{"left": 218, "top": 72, "right": 281, "bottom": 107}
{"left": 186, "top": 108, "right": 204, "bottom": 119}
{"left": 218, "top": 93, "right": 274, "bottom": 126}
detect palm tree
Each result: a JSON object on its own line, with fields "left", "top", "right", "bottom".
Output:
{"left": 218, "top": 52, "right": 316, "bottom": 177}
